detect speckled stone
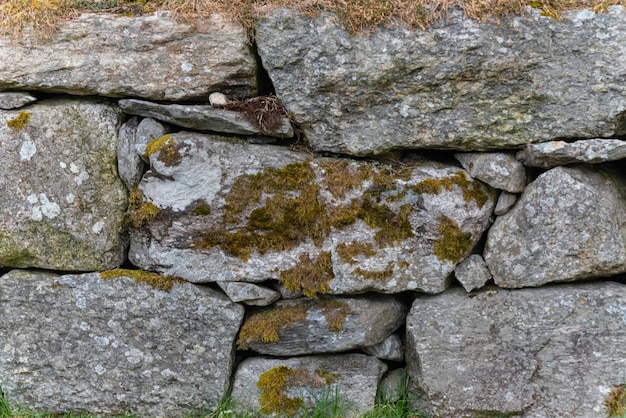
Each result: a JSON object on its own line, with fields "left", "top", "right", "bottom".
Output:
{"left": 0, "top": 269, "right": 244, "bottom": 416}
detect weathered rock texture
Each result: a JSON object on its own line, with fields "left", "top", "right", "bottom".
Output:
{"left": 0, "top": 13, "right": 256, "bottom": 100}
{"left": 0, "top": 91, "right": 37, "bottom": 109}
{"left": 128, "top": 132, "right": 496, "bottom": 294}
{"left": 0, "top": 99, "right": 127, "bottom": 270}
{"left": 454, "top": 254, "right": 492, "bottom": 292}
{"left": 237, "top": 295, "right": 406, "bottom": 355}
{"left": 231, "top": 354, "right": 387, "bottom": 417}
{"left": 256, "top": 7, "right": 626, "bottom": 155}
{"left": 455, "top": 152, "right": 526, "bottom": 193}
{"left": 485, "top": 164, "right": 626, "bottom": 288}
{"left": 517, "top": 138, "right": 626, "bottom": 168}
{"left": 0, "top": 269, "right": 244, "bottom": 416}
{"left": 406, "top": 282, "right": 626, "bottom": 418}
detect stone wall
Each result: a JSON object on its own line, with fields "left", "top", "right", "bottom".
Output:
{"left": 1, "top": 6, "right": 626, "bottom": 417}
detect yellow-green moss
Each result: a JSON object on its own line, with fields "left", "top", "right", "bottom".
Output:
{"left": 7, "top": 111, "right": 31, "bottom": 131}
{"left": 128, "top": 186, "right": 143, "bottom": 210}
{"left": 100, "top": 268, "right": 185, "bottom": 292}
{"left": 257, "top": 366, "right": 303, "bottom": 415}
{"left": 412, "top": 171, "right": 488, "bottom": 208}
{"left": 606, "top": 385, "right": 626, "bottom": 417}
{"left": 352, "top": 262, "right": 395, "bottom": 281}
{"left": 0, "top": 230, "right": 34, "bottom": 267}
{"left": 279, "top": 252, "right": 334, "bottom": 298}
{"left": 433, "top": 215, "right": 473, "bottom": 263}
{"left": 143, "top": 134, "right": 183, "bottom": 166}
{"left": 335, "top": 241, "right": 376, "bottom": 264}
{"left": 237, "top": 298, "right": 349, "bottom": 349}
{"left": 358, "top": 200, "right": 414, "bottom": 245}
{"left": 129, "top": 201, "right": 160, "bottom": 228}
{"left": 191, "top": 204, "right": 211, "bottom": 216}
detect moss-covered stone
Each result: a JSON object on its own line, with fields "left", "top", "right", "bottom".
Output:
{"left": 433, "top": 215, "right": 473, "bottom": 263}
{"left": 0, "top": 230, "right": 34, "bottom": 267}
{"left": 144, "top": 134, "right": 184, "bottom": 166}
{"left": 100, "top": 268, "right": 185, "bottom": 292}
{"left": 279, "top": 251, "right": 334, "bottom": 298}
{"left": 606, "top": 384, "right": 626, "bottom": 417}
{"left": 412, "top": 171, "right": 488, "bottom": 208}
{"left": 127, "top": 187, "right": 160, "bottom": 228}
{"left": 352, "top": 262, "right": 395, "bottom": 281}
{"left": 335, "top": 241, "right": 376, "bottom": 265}
{"left": 6, "top": 110, "right": 31, "bottom": 131}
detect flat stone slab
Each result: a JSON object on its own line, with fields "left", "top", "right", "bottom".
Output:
{"left": 231, "top": 354, "right": 387, "bottom": 417}
{"left": 256, "top": 7, "right": 626, "bottom": 155}
{"left": 0, "top": 269, "right": 244, "bottom": 416}
{"left": 0, "top": 99, "right": 128, "bottom": 271}
{"left": 0, "top": 13, "right": 256, "bottom": 100}
{"left": 119, "top": 98, "right": 293, "bottom": 138}
{"left": 128, "top": 132, "right": 496, "bottom": 294}
{"left": 484, "top": 164, "right": 626, "bottom": 288}
{"left": 516, "top": 138, "right": 626, "bottom": 168}
{"left": 406, "top": 282, "right": 626, "bottom": 418}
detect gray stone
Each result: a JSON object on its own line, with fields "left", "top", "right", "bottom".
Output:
{"left": 117, "top": 116, "right": 144, "bottom": 190}
{"left": 237, "top": 295, "right": 406, "bottom": 356}
{"left": 128, "top": 132, "right": 496, "bottom": 294}
{"left": 0, "top": 91, "right": 37, "bottom": 109}
{"left": 517, "top": 138, "right": 626, "bottom": 168}
{"left": 454, "top": 254, "right": 492, "bottom": 292}
{"left": 256, "top": 7, "right": 626, "bottom": 155}
{"left": 218, "top": 281, "right": 281, "bottom": 306}
{"left": 378, "top": 368, "right": 407, "bottom": 403}
{"left": 231, "top": 354, "right": 387, "bottom": 417}
{"left": 455, "top": 152, "right": 526, "bottom": 193}
{"left": 362, "top": 334, "right": 404, "bottom": 361}
{"left": 136, "top": 117, "right": 171, "bottom": 161}
{"left": 406, "top": 282, "right": 626, "bottom": 418}
{"left": 484, "top": 165, "right": 626, "bottom": 288}
{"left": 209, "top": 92, "right": 230, "bottom": 107}
{"left": 119, "top": 99, "right": 293, "bottom": 138}
{"left": 494, "top": 191, "right": 518, "bottom": 216}
{"left": 0, "top": 13, "right": 256, "bottom": 100}
{"left": 0, "top": 269, "right": 244, "bottom": 416}
{"left": 0, "top": 99, "right": 128, "bottom": 271}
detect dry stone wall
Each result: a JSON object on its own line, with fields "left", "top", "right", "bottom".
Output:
{"left": 1, "top": 6, "right": 626, "bottom": 418}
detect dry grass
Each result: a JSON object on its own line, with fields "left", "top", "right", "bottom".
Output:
{"left": 0, "top": 0, "right": 624, "bottom": 39}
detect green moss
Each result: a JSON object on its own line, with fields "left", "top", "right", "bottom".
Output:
{"left": 279, "top": 252, "right": 334, "bottom": 298}
{"left": 412, "top": 171, "right": 488, "bottom": 208}
{"left": 352, "top": 262, "right": 395, "bottom": 281}
{"left": 335, "top": 241, "right": 376, "bottom": 264}
{"left": 129, "top": 201, "right": 160, "bottom": 228}
{"left": 191, "top": 204, "right": 211, "bottom": 216}
{"left": 433, "top": 215, "right": 473, "bottom": 263}
{"left": 0, "top": 230, "right": 34, "bottom": 267}
{"left": 237, "top": 304, "right": 309, "bottom": 349}
{"left": 100, "top": 268, "right": 185, "bottom": 292}
{"left": 606, "top": 385, "right": 626, "bottom": 417}
{"left": 319, "top": 299, "right": 349, "bottom": 332}
{"left": 6, "top": 111, "right": 31, "bottom": 131}
{"left": 143, "top": 134, "right": 183, "bottom": 166}
{"left": 257, "top": 366, "right": 303, "bottom": 415}
{"left": 357, "top": 200, "right": 414, "bottom": 245}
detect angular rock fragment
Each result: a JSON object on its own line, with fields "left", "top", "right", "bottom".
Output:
{"left": 231, "top": 354, "right": 386, "bottom": 417}
{"left": 362, "top": 334, "right": 404, "bottom": 361}
{"left": 117, "top": 116, "right": 143, "bottom": 190}
{"left": 454, "top": 254, "right": 492, "bottom": 292}
{"left": 237, "top": 295, "right": 406, "bottom": 356}
{"left": 378, "top": 368, "right": 407, "bottom": 403}
{"left": 128, "top": 132, "right": 496, "bottom": 294}
{"left": 484, "top": 165, "right": 626, "bottom": 288}
{"left": 455, "top": 152, "right": 526, "bottom": 193}
{"left": 494, "top": 191, "right": 518, "bottom": 216}
{"left": 136, "top": 117, "right": 171, "bottom": 161}
{"left": 0, "top": 269, "right": 244, "bottom": 416}
{"left": 0, "top": 99, "right": 127, "bottom": 271}
{"left": 218, "top": 281, "right": 280, "bottom": 306}
{"left": 406, "top": 282, "right": 626, "bottom": 418}
{"left": 517, "top": 138, "right": 626, "bottom": 168}
{"left": 0, "top": 13, "right": 256, "bottom": 100}
{"left": 0, "top": 91, "right": 37, "bottom": 109}
{"left": 256, "top": 7, "right": 626, "bottom": 155}
{"left": 119, "top": 98, "right": 293, "bottom": 138}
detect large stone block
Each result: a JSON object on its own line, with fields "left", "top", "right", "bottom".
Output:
{"left": 128, "top": 132, "right": 496, "bottom": 294}
{"left": 256, "top": 7, "right": 626, "bottom": 155}
{"left": 406, "top": 283, "right": 626, "bottom": 417}
{"left": 0, "top": 269, "right": 244, "bottom": 416}
{"left": 484, "top": 164, "right": 626, "bottom": 288}
{"left": 0, "top": 99, "right": 128, "bottom": 271}
{"left": 0, "top": 13, "right": 257, "bottom": 100}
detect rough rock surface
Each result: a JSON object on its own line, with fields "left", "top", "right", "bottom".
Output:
{"left": 455, "top": 152, "right": 526, "bottom": 193}
{"left": 237, "top": 295, "right": 406, "bottom": 356}
{"left": 494, "top": 191, "right": 518, "bottom": 215}
{"left": 136, "top": 117, "right": 171, "bottom": 160}
{"left": 378, "top": 368, "right": 406, "bottom": 403}
{"left": 256, "top": 7, "right": 626, "bottom": 155}
{"left": 406, "top": 282, "right": 626, "bottom": 418}
{"left": 0, "top": 99, "right": 127, "bottom": 270}
{"left": 362, "top": 334, "right": 404, "bottom": 361}
{"left": 0, "top": 13, "right": 256, "bottom": 100}
{"left": 231, "top": 354, "right": 387, "bottom": 418}
{"left": 119, "top": 99, "right": 293, "bottom": 138}
{"left": 117, "top": 116, "right": 143, "bottom": 190}
{"left": 128, "top": 132, "right": 496, "bottom": 294}
{"left": 0, "top": 269, "right": 244, "bottom": 416}
{"left": 484, "top": 165, "right": 626, "bottom": 288}
{"left": 0, "top": 91, "right": 37, "bottom": 109}
{"left": 454, "top": 254, "right": 492, "bottom": 292}
{"left": 517, "top": 138, "right": 626, "bottom": 168}
{"left": 218, "top": 281, "right": 280, "bottom": 306}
